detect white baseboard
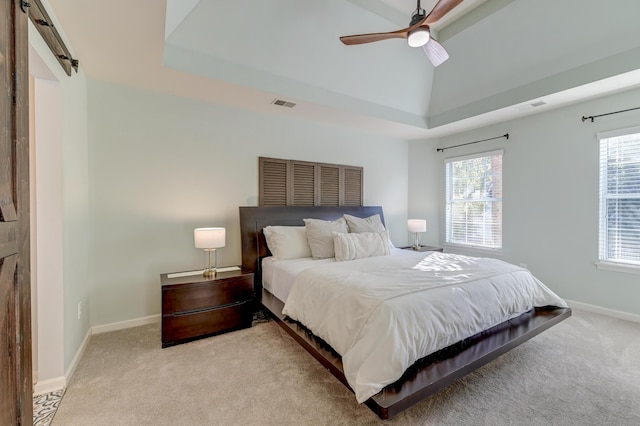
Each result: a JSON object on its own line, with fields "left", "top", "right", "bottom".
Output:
{"left": 33, "top": 376, "right": 66, "bottom": 396}
{"left": 91, "top": 314, "right": 161, "bottom": 335}
{"left": 33, "top": 327, "right": 91, "bottom": 396}
{"left": 64, "top": 327, "right": 92, "bottom": 384}
{"left": 34, "top": 314, "right": 161, "bottom": 395}
{"left": 566, "top": 299, "right": 640, "bottom": 324}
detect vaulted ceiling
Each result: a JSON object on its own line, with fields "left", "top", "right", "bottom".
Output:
{"left": 48, "top": 0, "right": 640, "bottom": 139}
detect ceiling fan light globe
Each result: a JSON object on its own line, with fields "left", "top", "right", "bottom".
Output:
{"left": 407, "top": 28, "right": 430, "bottom": 48}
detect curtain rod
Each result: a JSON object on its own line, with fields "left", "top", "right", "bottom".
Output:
{"left": 581, "top": 106, "right": 640, "bottom": 123}
{"left": 436, "top": 134, "right": 509, "bottom": 153}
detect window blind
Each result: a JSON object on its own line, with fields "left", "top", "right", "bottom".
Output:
{"left": 445, "top": 150, "right": 503, "bottom": 249}
{"left": 599, "top": 128, "right": 640, "bottom": 266}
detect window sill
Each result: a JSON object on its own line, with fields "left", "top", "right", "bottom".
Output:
{"left": 595, "top": 261, "right": 640, "bottom": 275}
{"left": 443, "top": 243, "right": 503, "bottom": 257}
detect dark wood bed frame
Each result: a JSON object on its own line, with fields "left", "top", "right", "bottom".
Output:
{"left": 239, "top": 206, "right": 571, "bottom": 420}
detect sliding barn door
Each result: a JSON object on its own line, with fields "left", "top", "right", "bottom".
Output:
{"left": 1, "top": 0, "right": 33, "bottom": 424}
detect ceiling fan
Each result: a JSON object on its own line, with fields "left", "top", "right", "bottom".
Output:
{"left": 339, "top": 0, "right": 463, "bottom": 67}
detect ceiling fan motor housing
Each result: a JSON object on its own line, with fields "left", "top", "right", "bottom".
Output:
{"left": 410, "top": 9, "right": 427, "bottom": 26}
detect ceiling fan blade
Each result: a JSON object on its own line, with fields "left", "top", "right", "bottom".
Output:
{"left": 340, "top": 11, "right": 432, "bottom": 45}
{"left": 340, "top": 27, "right": 411, "bottom": 45}
{"left": 423, "top": 38, "right": 449, "bottom": 67}
{"left": 425, "top": 0, "right": 464, "bottom": 25}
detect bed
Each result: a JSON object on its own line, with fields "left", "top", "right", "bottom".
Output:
{"left": 239, "top": 205, "right": 571, "bottom": 420}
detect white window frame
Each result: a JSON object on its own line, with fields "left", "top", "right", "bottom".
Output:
{"left": 444, "top": 149, "right": 503, "bottom": 252}
{"left": 596, "top": 126, "right": 640, "bottom": 274}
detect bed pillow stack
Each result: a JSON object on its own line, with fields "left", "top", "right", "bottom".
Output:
{"left": 345, "top": 213, "right": 396, "bottom": 248}
{"left": 263, "top": 214, "right": 393, "bottom": 261}
{"left": 334, "top": 214, "right": 390, "bottom": 262}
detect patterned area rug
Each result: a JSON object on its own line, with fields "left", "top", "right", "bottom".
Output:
{"left": 33, "top": 389, "right": 65, "bottom": 426}
{"left": 252, "top": 307, "right": 272, "bottom": 325}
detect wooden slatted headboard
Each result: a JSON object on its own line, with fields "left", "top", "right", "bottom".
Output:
{"left": 239, "top": 206, "right": 384, "bottom": 297}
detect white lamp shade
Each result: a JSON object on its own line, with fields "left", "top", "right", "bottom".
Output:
{"left": 194, "top": 227, "right": 226, "bottom": 249}
{"left": 407, "top": 219, "right": 427, "bottom": 233}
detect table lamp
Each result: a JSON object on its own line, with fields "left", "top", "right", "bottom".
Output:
{"left": 407, "top": 219, "right": 427, "bottom": 250}
{"left": 194, "top": 227, "right": 226, "bottom": 277}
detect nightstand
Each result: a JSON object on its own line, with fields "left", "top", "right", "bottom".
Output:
{"left": 399, "top": 245, "right": 444, "bottom": 253}
{"left": 161, "top": 268, "right": 254, "bottom": 348}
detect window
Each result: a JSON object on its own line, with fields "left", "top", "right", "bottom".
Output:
{"left": 598, "top": 127, "right": 640, "bottom": 268}
{"left": 445, "top": 150, "right": 503, "bottom": 250}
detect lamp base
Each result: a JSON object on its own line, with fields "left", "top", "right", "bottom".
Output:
{"left": 202, "top": 248, "right": 217, "bottom": 278}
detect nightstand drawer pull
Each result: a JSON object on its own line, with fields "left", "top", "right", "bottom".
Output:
{"left": 172, "top": 299, "right": 249, "bottom": 317}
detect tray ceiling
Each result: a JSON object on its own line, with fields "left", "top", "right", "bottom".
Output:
{"left": 48, "top": 0, "right": 640, "bottom": 139}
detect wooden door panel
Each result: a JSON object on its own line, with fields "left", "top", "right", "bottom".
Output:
{"left": 1, "top": 0, "right": 32, "bottom": 424}
{"left": 0, "top": 256, "right": 18, "bottom": 423}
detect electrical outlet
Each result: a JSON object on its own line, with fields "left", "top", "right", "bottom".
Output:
{"left": 77, "top": 301, "right": 82, "bottom": 320}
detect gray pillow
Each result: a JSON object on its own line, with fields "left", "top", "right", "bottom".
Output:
{"left": 344, "top": 214, "right": 385, "bottom": 233}
{"left": 303, "top": 217, "right": 348, "bottom": 258}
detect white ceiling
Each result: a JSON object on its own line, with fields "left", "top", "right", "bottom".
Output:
{"left": 46, "top": 0, "right": 640, "bottom": 140}
{"left": 378, "top": 0, "right": 487, "bottom": 28}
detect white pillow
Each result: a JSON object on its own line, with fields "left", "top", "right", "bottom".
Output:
{"left": 263, "top": 226, "right": 311, "bottom": 260}
{"left": 303, "top": 217, "right": 348, "bottom": 258}
{"left": 344, "top": 214, "right": 385, "bottom": 233}
{"left": 333, "top": 231, "right": 390, "bottom": 262}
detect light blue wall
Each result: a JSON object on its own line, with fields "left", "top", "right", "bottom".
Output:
{"left": 60, "top": 72, "right": 90, "bottom": 374}
{"left": 408, "top": 139, "right": 440, "bottom": 247}
{"left": 410, "top": 86, "right": 640, "bottom": 317}
{"left": 29, "top": 19, "right": 90, "bottom": 381}
{"left": 87, "top": 80, "right": 410, "bottom": 326}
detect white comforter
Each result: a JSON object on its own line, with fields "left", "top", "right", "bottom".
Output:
{"left": 282, "top": 251, "right": 568, "bottom": 403}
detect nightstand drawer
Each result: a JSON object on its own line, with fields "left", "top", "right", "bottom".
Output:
{"left": 162, "top": 300, "right": 253, "bottom": 347}
{"left": 163, "top": 275, "right": 253, "bottom": 315}
{"left": 160, "top": 268, "right": 255, "bottom": 347}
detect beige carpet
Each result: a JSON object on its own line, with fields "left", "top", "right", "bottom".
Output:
{"left": 52, "top": 309, "right": 640, "bottom": 425}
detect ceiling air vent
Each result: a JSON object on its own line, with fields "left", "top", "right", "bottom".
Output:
{"left": 515, "top": 100, "right": 547, "bottom": 111}
{"left": 271, "top": 99, "right": 296, "bottom": 108}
